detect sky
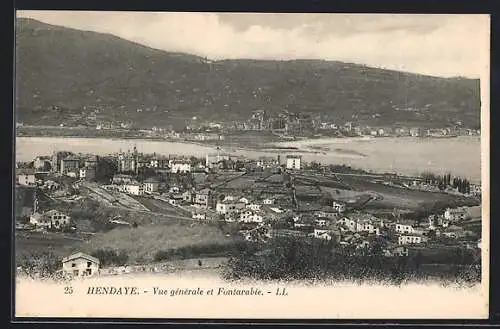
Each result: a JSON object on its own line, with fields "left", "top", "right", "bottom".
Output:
{"left": 16, "top": 11, "right": 490, "bottom": 78}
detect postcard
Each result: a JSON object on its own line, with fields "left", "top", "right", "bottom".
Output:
{"left": 13, "top": 12, "right": 490, "bottom": 319}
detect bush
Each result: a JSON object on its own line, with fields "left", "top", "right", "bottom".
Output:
{"left": 223, "top": 236, "right": 481, "bottom": 284}
{"left": 91, "top": 248, "right": 129, "bottom": 267}
{"left": 17, "top": 251, "right": 62, "bottom": 278}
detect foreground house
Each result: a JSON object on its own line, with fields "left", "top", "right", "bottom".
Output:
{"left": 62, "top": 252, "right": 100, "bottom": 277}
{"left": 16, "top": 168, "right": 36, "bottom": 186}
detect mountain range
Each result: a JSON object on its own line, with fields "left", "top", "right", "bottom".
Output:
{"left": 15, "top": 18, "right": 481, "bottom": 129}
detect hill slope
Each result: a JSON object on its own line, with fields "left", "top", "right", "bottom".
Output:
{"left": 15, "top": 18, "right": 481, "bottom": 129}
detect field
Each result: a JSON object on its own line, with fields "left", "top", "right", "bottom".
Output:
{"left": 294, "top": 173, "right": 480, "bottom": 212}
{"left": 15, "top": 219, "right": 236, "bottom": 265}
{"left": 80, "top": 183, "right": 148, "bottom": 211}
{"left": 132, "top": 196, "right": 191, "bottom": 217}
{"left": 213, "top": 175, "right": 254, "bottom": 190}
{"left": 79, "top": 221, "right": 236, "bottom": 263}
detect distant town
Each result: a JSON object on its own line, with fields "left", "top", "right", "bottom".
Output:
{"left": 15, "top": 142, "right": 481, "bottom": 279}
{"left": 16, "top": 108, "right": 481, "bottom": 142}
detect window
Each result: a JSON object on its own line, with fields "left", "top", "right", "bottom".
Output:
{"left": 86, "top": 269, "right": 92, "bottom": 275}
{"left": 73, "top": 270, "right": 79, "bottom": 276}
{"left": 72, "top": 263, "right": 76, "bottom": 267}
{"left": 87, "top": 262, "right": 92, "bottom": 267}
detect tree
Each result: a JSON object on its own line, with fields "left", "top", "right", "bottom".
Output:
{"left": 413, "top": 251, "right": 423, "bottom": 271}
{"left": 96, "top": 157, "right": 118, "bottom": 183}
{"left": 91, "top": 248, "right": 129, "bottom": 267}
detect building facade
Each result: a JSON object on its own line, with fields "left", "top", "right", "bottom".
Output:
{"left": 286, "top": 155, "right": 302, "bottom": 170}
{"left": 62, "top": 252, "right": 100, "bottom": 277}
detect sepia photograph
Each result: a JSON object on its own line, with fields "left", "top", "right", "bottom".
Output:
{"left": 13, "top": 11, "right": 489, "bottom": 319}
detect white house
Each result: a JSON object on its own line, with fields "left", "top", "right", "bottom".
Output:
{"left": 395, "top": 223, "right": 416, "bottom": 234}
{"left": 239, "top": 210, "right": 264, "bottom": 223}
{"left": 216, "top": 201, "right": 246, "bottom": 215}
{"left": 79, "top": 167, "right": 96, "bottom": 181}
{"left": 223, "top": 195, "right": 238, "bottom": 202}
{"left": 337, "top": 217, "right": 362, "bottom": 232}
{"left": 263, "top": 198, "right": 275, "bottom": 205}
{"left": 112, "top": 174, "right": 135, "bottom": 184}
{"left": 16, "top": 169, "right": 36, "bottom": 186}
{"left": 62, "top": 252, "right": 100, "bottom": 277}
{"left": 332, "top": 201, "right": 346, "bottom": 213}
{"left": 286, "top": 155, "right": 302, "bottom": 170}
{"left": 315, "top": 218, "right": 328, "bottom": 227}
{"left": 29, "top": 212, "right": 51, "bottom": 229}
{"left": 246, "top": 203, "right": 262, "bottom": 211}
{"left": 170, "top": 159, "right": 192, "bottom": 173}
{"left": 313, "top": 229, "right": 332, "bottom": 241}
{"left": 444, "top": 207, "right": 467, "bottom": 222}
{"left": 192, "top": 212, "right": 206, "bottom": 220}
{"left": 238, "top": 197, "right": 251, "bottom": 204}
{"left": 428, "top": 214, "right": 444, "bottom": 230}
{"left": 359, "top": 221, "right": 380, "bottom": 235}
{"left": 121, "top": 183, "right": 144, "bottom": 196}
{"left": 398, "top": 234, "right": 426, "bottom": 245}
{"left": 256, "top": 156, "right": 279, "bottom": 168}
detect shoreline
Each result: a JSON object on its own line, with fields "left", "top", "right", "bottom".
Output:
{"left": 15, "top": 134, "right": 482, "bottom": 184}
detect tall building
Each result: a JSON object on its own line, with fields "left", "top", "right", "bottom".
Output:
{"left": 117, "top": 147, "right": 138, "bottom": 173}
{"left": 286, "top": 155, "right": 302, "bottom": 170}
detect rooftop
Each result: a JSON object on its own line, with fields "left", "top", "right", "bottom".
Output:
{"left": 62, "top": 252, "right": 100, "bottom": 265}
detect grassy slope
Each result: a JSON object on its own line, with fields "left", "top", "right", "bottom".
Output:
{"left": 81, "top": 222, "right": 234, "bottom": 263}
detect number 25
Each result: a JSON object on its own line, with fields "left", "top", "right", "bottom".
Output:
{"left": 64, "top": 286, "right": 74, "bottom": 294}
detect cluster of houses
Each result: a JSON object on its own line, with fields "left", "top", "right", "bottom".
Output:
{"left": 231, "top": 197, "right": 480, "bottom": 255}
{"left": 16, "top": 145, "right": 481, "bottom": 260}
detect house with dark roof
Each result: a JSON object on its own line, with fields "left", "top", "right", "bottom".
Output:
{"left": 16, "top": 168, "right": 36, "bottom": 186}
